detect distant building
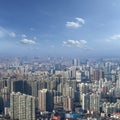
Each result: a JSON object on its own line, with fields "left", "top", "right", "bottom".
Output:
{"left": 116, "top": 73, "right": 120, "bottom": 97}
{"left": 93, "top": 70, "right": 104, "bottom": 81}
{"left": 69, "top": 67, "right": 76, "bottom": 79}
{"left": 72, "top": 58, "right": 80, "bottom": 66}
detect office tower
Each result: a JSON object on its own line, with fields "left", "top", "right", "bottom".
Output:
{"left": 38, "top": 89, "right": 53, "bottom": 112}
{"left": 10, "top": 92, "right": 36, "bottom": 120}
{"left": 90, "top": 93, "right": 100, "bottom": 112}
{"left": 81, "top": 93, "right": 90, "bottom": 111}
{"left": 63, "top": 96, "right": 72, "bottom": 112}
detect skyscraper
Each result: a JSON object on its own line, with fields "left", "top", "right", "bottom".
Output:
{"left": 93, "top": 70, "right": 104, "bottom": 81}
{"left": 90, "top": 93, "right": 100, "bottom": 112}
{"left": 10, "top": 92, "right": 36, "bottom": 120}
{"left": 10, "top": 92, "right": 20, "bottom": 119}
{"left": 38, "top": 89, "right": 53, "bottom": 112}
{"left": 38, "top": 89, "right": 47, "bottom": 112}
{"left": 63, "top": 96, "right": 72, "bottom": 112}
{"left": 81, "top": 93, "right": 90, "bottom": 111}
{"left": 115, "top": 73, "right": 120, "bottom": 97}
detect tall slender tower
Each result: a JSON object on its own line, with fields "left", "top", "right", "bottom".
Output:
{"left": 81, "top": 93, "right": 90, "bottom": 111}
{"left": 116, "top": 73, "right": 120, "bottom": 97}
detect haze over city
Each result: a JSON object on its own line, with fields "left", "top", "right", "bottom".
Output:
{"left": 2, "top": 1, "right": 120, "bottom": 120}
{"left": 0, "top": 0, "right": 120, "bottom": 57}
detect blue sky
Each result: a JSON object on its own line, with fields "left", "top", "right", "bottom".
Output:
{"left": 0, "top": 0, "right": 120, "bottom": 57}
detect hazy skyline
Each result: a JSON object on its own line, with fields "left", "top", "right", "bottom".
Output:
{"left": 0, "top": 0, "right": 120, "bottom": 57}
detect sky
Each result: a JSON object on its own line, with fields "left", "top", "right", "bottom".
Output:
{"left": 0, "top": 0, "right": 120, "bottom": 57}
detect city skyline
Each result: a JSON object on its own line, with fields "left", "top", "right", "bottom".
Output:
{"left": 0, "top": 0, "right": 120, "bottom": 57}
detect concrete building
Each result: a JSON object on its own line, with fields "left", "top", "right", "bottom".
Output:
{"left": 63, "top": 96, "right": 72, "bottom": 112}
{"left": 90, "top": 93, "right": 100, "bottom": 113}
{"left": 81, "top": 93, "right": 90, "bottom": 111}
{"left": 38, "top": 89, "right": 53, "bottom": 112}
{"left": 10, "top": 92, "right": 36, "bottom": 120}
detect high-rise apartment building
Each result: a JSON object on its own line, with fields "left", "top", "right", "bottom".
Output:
{"left": 10, "top": 92, "right": 20, "bottom": 119}
{"left": 93, "top": 70, "right": 104, "bottom": 81}
{"left": 38, "top": 89, "right": 53, "bottom": 112}
{"left": 10, "top": 92, "right": 36, "bottom": 120}
{"left": 63, "top": 96, "right": 72, "bottom": 112}
{"left": 81, "top": 93, "right": 90, "bottom": 111}
{"left": 115, "top": 73, "right": 120, "bottom": 97}
{"left": 90, "top": 93, "right": 100, "bottom": 112}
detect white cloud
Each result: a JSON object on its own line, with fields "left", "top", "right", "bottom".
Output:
{"left": 20, "top": 39, "right": 36, "bottom": 45}
{"left": 66, "top": 17, "right": 85, "bottom": 28}
{"left": 0, "top": 26, "right": 16, "bottom": 38}
{"left": 9, "top": 32, "right": 16, "bottom": 38}
{"left": 75, "top": 17, "right": 85, "bottom": 24}
{"left": 110, "top": 34, "right": 120, "bottom": 40}
{"left": 66, "top": 22, "right": 80, "bottom": 28}
{"left": 106, "top": 34, "right": 120, "bottom": 42}
{"left": 63, "top": 39, "right": 87, "bottom": 48}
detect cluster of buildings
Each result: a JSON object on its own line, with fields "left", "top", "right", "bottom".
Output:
{"left": 0, "top": 57, "right": 120, "bottom": 119}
